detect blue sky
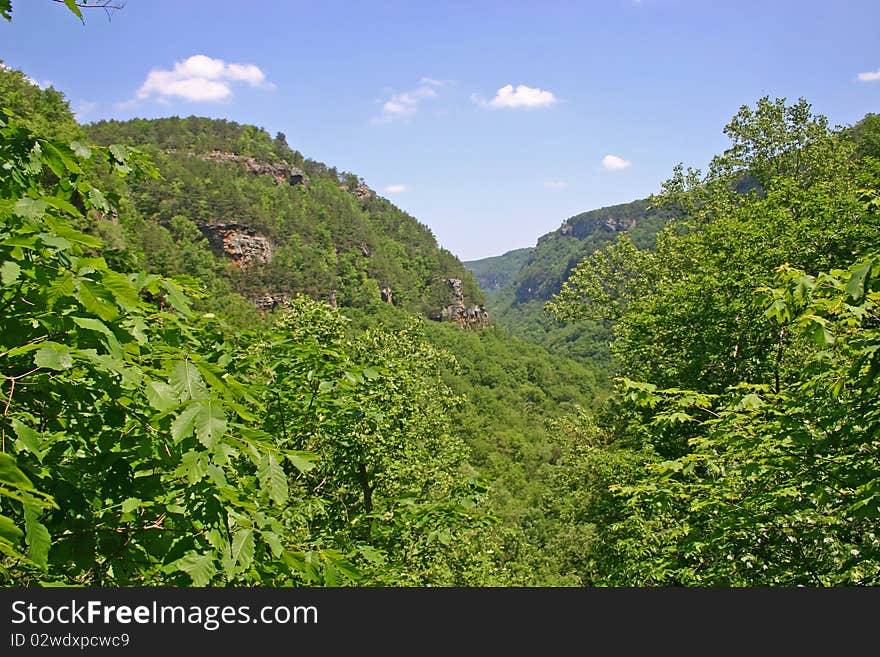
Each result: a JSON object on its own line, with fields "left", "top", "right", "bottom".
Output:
{"left": 2, "top": 0, "right": 879, "bottom": 261}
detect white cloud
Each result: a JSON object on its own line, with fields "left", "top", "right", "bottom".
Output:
{"left": 74, "top": 100, "right": 98, "bottom": 120}
{"left": 474, "top": 84, "right": 557, "bottom": 109}
{"left": 543, "top": 181, "right": 569, "bottom": 188}
{"left": 857, "top": 69, "right": 880, "bottom": 82}
{"left": 383, "top": 184, "right": 409, "bottom": 193}
{"left": 134, "top": 54, "right": 272, "bottom": 103}
{"left": 602, "top": 154, "right": 632, "bottom": 171}
{"left": 377, "top": 78, "right": 443, "bottom": 122}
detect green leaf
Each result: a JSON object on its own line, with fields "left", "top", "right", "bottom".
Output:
{"left": 205, "top": 528, "right": 227, "bottom": 553}
{"left": 804, "top": 315, "right": 834, "bottom": 347}
{"left": 101, "top": 271, "right": 142, "bottom": 309}
{"left": 34, "top": 344, "right": 73, "bottom": 370}
{"left": 225, "top": 529, "right": 255, "bottom": 578}
{"left": 1, "top": 261, "right": 20, "bottom": 284}
{"left": 170, "top": 361, "right": 208, "bottom": 402}
{"left": 50, "top": 222, "right": 102, "bottom": 247}
{"left": 24, "top": 506, "right": 50, "bottom": 569}
{"left": 195, "top": 401, "right": 227, "bottom": 449}
{"left": 38, "top": 233, "right": 73, "bottom": 251}
{"left": 14, "top": 197, "right": 47, "bottom": 220}
{"left": 175, "top": 552, "right": 215, "bottom": 587}
{"left": 121, "top": 498, "right": 142, "bottom": 514}
{"left": 76, "top": 279, "right": 119, "bottom": 321}
{"left": 0, "top": 0, "right": 11, "bottom": 21}
{"left": 0, "top": 453, "right": 34, "bottom": 490}
{"left": 70, "top": 141, "right": 91, "bottom": 159}
{"left": 846, "top": 261, "right": 872, "bottom": 302}
{"left": 286, "top": 451, "right": 318, "bottom": 473}
{"left": 159, "top": 279, "right": 193, "bottom": 317}
{"left": 179, "top": 450, "right": 208, "bottom": 485}
{"left": 145, "top": 381, "right": 179, "bottom": 412}
{"left": 258, "top": 453, "right": 288, "bottom": 506}
{"left": 357, "top": 545, "right": 386, "bottom": 566}
{"left": 88, "top": 187, "right": 109, "bottom": 212}
{"left": 736, "top": 393, "right": 765, "bottom": 410}
{"left": 109, "top": 143, "right": 129, "bottom": 162}
{"left": 170, "top": 403, "right": 200, "bottom": 444}
{"left": 44, "top": 196, "right": 83, "bottom": 217}
{"left": 261, "top": 531, "right": 283, "bottom": 557}
{"left": 41, "top": 141, "right": 82, "bottom": 176}
{"left": 63, "top": 0, "right": 84, "bottom": 21}
{"left": 72, "top": 316, "right": 122, "bottom": 355}
{"left": 205, "top": 464, "right": 227, "bottom": 487}
{"left": 11, "top": 420, "right": 43, "bottom": 462}
{"left": 129, "top": 316, "right": 149, "bottom": 344}
{"left": 0, "top": 513, "right": 23, "bottom": 543}
{"left": 45, "top": 271, "right": 75, "bottom": 303}
{"left": 211, "top": 442, "right": 238, "bottom": 466}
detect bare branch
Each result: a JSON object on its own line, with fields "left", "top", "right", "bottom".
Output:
{"left": 50, "top": 0, "right": 126, "bottom": 21}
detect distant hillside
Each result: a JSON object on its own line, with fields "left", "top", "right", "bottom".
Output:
{"left": 464, "top": 247, "right": 533, "bottom": 299}
{"left": 509, "top": 199, "right": 669, "bottom": 305}
{"left": 465, "top": 198, "right": 671, "bottom": 363}
{"left": 83, "top": 116, "right": 486, "bottom": 326}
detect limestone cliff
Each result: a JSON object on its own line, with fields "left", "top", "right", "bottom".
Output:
{"left": 200, "top": 222, "right": 273, "bottom": 267}
{"left": 199, "top": 151, "right": 308, "bottom": 187}
{"left": 435, "top": 278, "right": 490, "bottom": 329}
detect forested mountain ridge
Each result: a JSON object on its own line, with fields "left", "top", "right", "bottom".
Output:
{"left": 3, "top": 0, "right": 880, "bottom": 589}
{"left": 466, "top": 198, "right": 668, "bottom": 304}
{"left": 465, "top": 246, "right": 533, "bottom": 296}
{"left": 462, "top": 198, "right": 670, "bottom": 366}
{"left": 80, "top": 114, "right": 486, "bottom": 325}
{"left": 0, "top": 55, "right": 600, "bottom": 586}
{"left": 542, "top": 100, "right": 880, "bottom": 585}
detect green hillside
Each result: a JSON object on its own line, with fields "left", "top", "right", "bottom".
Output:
{"left": 464, "top": 246, "right": 533, "bottom": 299}
{"left": 0, "top": 58, "right": 601, "bottom": 586}
{"left": 82, "top": 116, "right": 486, "bottom": 325}
{"left": 3, "top": 5, "right": 880, "bottom": 588}
{"left": 465, "top": 199, "right": 669, "bottom": 366}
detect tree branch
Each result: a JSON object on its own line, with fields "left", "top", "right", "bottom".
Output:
{"left": 51, "top": 0, "right": 126, "bottom": 21}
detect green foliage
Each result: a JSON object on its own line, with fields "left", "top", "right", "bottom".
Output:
{"left": 466, "top": 199, "right": 667, "bottom": 371}
{"left": 0, "top": 63, "right": 82, "bottom": 142}
{"left": 552, "top": 96, "right": 873, "bottom": 394}
{"left": 590, "top": 257, "right": 880, "bottom": 585}
{"left": 10, "top": 3, "right": 878, "bottom": 588}
{"left": 82, "top": 117, "right": 484, "bottom": 323}
{"left": 464, "top": 247, "right": 533, "bottom": 298}
{"left": 543, "top": 97, "right": 880, "bottom": 586}
{"left": 0, "top": 109, "right": 493, "bottom": 586}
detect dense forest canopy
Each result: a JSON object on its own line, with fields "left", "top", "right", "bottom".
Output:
{"left": 1, "top": 3, "right": 878, "bottom": 587}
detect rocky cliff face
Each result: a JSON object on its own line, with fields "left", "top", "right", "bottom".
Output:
{"left": 200, "top": 151, "right": 308, "bottom": 186}
{"left": 547, "top": 205, "right": 642, "bottom": 242}
{"left": 436, "top": 278, "right": 490, "bottom": 329}
{"left": 249, "top": 293, "right": 290, "bottom": 311}
{"left": 200, "top": 222, "right": 273, "bottom": 267}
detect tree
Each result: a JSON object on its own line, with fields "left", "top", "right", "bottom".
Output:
{"left": 544, "top": 98, "right": 880, "bottom": 585}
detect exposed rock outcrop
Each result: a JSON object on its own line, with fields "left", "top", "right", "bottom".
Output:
{"left": 199, "top": 151, "right": 308, "bottom": 187}
{"left": 249, "top": 293, "right": 289, "bottom": 311}
{"left": 200, "top": 222, "right": 273, "bottom": 267}
{"left": 436, "top": 278, "right": 490, "bottom": 329}
{"left": 353, "top": 184, "right": 374, "bottom": 203}
{"left": 553, "top": 210, "right": 639, "bottom": 241}
{"left": 603, "top": 215, "right": 637, "bottom": 231}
